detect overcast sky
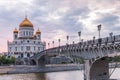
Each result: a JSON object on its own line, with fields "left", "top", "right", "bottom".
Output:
{"left": 0, "top": 0, "right": 120, "bottom": 52}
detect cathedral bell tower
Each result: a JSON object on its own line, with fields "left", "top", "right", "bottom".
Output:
{"left": 13, "top": 28, "right": 18, "bottom": 40}
{"left": 36, "top": 28, "right": 41, "bottom": 40}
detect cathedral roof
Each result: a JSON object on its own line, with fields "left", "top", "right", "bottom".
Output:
{"left": 19, "top": 17, "right": 33, "bottom": 27}
{"left": 36, "top": 28, "right": 41, "bottom": 34}
{"left": 13, "top": 28, "right": 18, "bottom": 33}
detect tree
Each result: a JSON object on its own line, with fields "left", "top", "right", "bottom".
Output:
{"left": 10, "top": 56, "right": 15, "bottom": 64}
{"left": 0, "top": 56, "right": 16, "bottom": 65}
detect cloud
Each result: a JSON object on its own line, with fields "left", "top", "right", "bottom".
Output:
{"left": 0, "top": 0, "right": 120, "bottom": 52}
{"left": 94, "top": 13, "right": 119, "bottom": 27}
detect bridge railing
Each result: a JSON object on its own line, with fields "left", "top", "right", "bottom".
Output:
{"left": 31, "top": 34, "right": 120, "bottom": 60}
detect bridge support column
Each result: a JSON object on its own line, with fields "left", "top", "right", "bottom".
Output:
{"left": 37, "top": 56, "right": 45, "bottom": 67}
{"left": 84, "top": 57, "right": 109, "bottom": 80}
{"left": 84, "top": 60, "right": 90, "bottom": 80}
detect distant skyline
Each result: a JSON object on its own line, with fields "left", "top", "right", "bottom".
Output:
{"left": 0, "top": 0, "right": 120, "bottom": 52}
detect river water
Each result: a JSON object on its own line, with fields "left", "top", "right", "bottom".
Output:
{"left": 0, "top": 68, "right": 120, "bottom": 80}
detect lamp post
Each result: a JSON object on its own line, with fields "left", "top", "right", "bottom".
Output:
{"left": 81, "top": 39, "right": 83, "bottom": 42}
{"left": 109, "top": 32, "right": 113, "bottom": 37}
{"left": 66, "top": 35, "right": 69, "bottom": 45}
{"left": 73, "top": 41, "right": 74, "bottom": 44}
{"left": 97, "top": 24, "right": 101, "bottom": 39}
{"left": 52, "top": 41, "right": 54, "bottom": 48}
{"left": 93, "top": 36, "right": 95, "bottom": 42}
{"left": 58, "top": 39, "right": 61, "bottom": 56}
{"left": 58, "top": 39, "right": 61, "bottom": 47}
{"left": 93, "top": 36, "right": 95, "bottom": 40}
{"left": 109, "top": 32, "right": 113, "bottom": 42}
{"left": 97, "top": 24, "right": 102, "bottom": 46}
{"left": 78, "top": 31, "right": 81, "bottom": 42}
{"left": 48, "top": 43, "right": 50, "bottom": 49}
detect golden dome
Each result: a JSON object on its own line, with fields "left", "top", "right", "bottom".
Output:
{"left": 13, "top": 28, "right": 18, "bottom": 33}
{"left": 19, "top": 17, "right": 33, "bottom": 27}
{"left": 36, "top": 28, "right": 41, "bottom": 34}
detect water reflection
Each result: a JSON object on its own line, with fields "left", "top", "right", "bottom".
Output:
{"left": 0, "top": 69, "right": 119, "bottom": 80}
{"left": 0, "top": 71, "right": 83, "bottom": 80}
{"left": 34, "top": 73, "right": 46, "bottom": 80}
{"left": 0, "top": 73, "right": 46, "bottom": 80}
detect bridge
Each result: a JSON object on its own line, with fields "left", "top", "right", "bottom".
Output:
{"left": 30, "top": 32, "right": 120, "bottom": 80}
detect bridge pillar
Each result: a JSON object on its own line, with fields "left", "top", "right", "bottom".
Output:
{"left": 84, "top": 60, "right": 90, "bottom": 80}
{"left": 37, "top": 56, "right": 45, "bottom": 67}
{"left": 84, "top": 57, "right": 109, "bottom": 80}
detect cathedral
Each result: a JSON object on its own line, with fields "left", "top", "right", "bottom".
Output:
{"left": 7, "top": 17, "right": 46, "bottom": 62}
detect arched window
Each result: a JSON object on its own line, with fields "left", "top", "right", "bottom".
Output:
{"left": 15, "top": 47, "right": 17, "bottom": 51}
{"left": 34, "top": 46, "right": 35, "bottom": 51}
{"left": 21, "top": 53, "right": 23, "bottom": 58}
{"left": 21, "top": 46, "right": 23, "bottom": 51}
{"left": 38, "top": 35, "right": 40, "bottom": 39}
{"left": 27, "top": 53, "right": 30, "bottom": 57}
{"left": 29, "top": 32, "right": 31, "bottom": 36}
{"left": 15, "top": 35, "right": 17, "bottom": 39}
{"left": 26, "top": 46, "right": 30, "bottom": 51}
{"left": 23, "top": 31, "right": 25, "bottom": 36}
{"left": 9, "top": 47, "right": 11, "bottom": 51}
{"left": 38, "top": 47, "right": 40, "bottom": 51}
{"left": 26, "top": 31, "right": 28, "bottom": 36}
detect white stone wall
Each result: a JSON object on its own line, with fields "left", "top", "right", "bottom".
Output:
{"left": 19, "top": 27, "right": 34, "bottom": 38}
{"left": 8, "top": 26, "right": 45, "bottom": 58}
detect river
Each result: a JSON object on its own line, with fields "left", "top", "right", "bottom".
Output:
{"left": 0, "top": 68, "right": 120, "bottom": 80}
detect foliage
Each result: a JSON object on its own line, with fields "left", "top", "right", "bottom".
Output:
{"left": 109, "top": 56, "right": 120, "bottom": 63}
{"left": 61, "top": 62, "right": 67, "bottom": 64}
{"left": 72, "top": 57, "right": 84, "bottom": 64}
{"left": 77, "top": 57, "right": 84, "bottom": 64}
{"left": 0, "top": 56, "right": 15, "bottom": 65}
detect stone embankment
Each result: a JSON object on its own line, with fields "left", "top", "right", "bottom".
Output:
{"left": 0, "top": 63, "right": 119, "bottom": 74}
{"left": 0, "top": 64, "right": 83, "bottom": 74}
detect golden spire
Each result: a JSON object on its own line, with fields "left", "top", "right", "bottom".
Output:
{"left": 36, "top": 28, "right": 41, "bottom": 34}
{"left": 13, "top": 28, "right": 18, "bottom": 33}
{"left": 19, "top": 16, "right": 33, "bottom": 27}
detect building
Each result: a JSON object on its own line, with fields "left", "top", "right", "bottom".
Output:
{"left": 7, "top": 17, "right": 46, "bottom": 62}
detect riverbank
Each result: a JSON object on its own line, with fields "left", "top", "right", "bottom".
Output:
{"left": 0, "top": 64, "right": 82, "bottom": 74}
{"left": 0, "top": 63, "right": 119, "bottom": 74}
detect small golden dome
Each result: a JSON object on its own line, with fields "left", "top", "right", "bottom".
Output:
{"left": 36, "top": 28, "right": 41, "bottom": 34}
{"left": 13, "top": 28, "right": 18, "bottom": 33}
{"left": 19, "top": 17, "right": 33, "bottom": 27}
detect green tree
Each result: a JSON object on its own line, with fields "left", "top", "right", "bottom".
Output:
{"left": 1, "top": 56, "right": 6, "bottom": 64}
{"left": 10, "top": 57, "right": 15, "bottom": 64}
{"left": 0, "top": 56, "right": 16, "bottom": 65}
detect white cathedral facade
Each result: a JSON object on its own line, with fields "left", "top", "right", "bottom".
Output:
{"left": 7, "top": 17, "right": 46, "bottom": 59}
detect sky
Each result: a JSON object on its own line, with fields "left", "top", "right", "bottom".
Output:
{"left": 0, "top": 0, "right": 120, "bottom": 52}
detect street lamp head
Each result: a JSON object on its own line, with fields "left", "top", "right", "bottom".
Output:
{"left": 93, "top": 36, "right": 95, "bottom": 40}
{"left": 78, "top": 31, "right": 81, "bottom": 36}
{"left": 73, "top": 41, "right": 74, "bottom": 44}
{"left": 97, "top": 24, "right": 101, "bottom": 31}
{"left": 66, "top": 35, "right": 69, "bottom": 40}
{"left": 58, "top": 39, "right": 60, "bottom": 42}
{"left": 48, "top": 43, "right": 50, "bottom": 46}
{"left": 109, "top": 32, "right": 113, "bottom": 37}
{"left": 52, "top": 41, "right": 54, "bottom": 48}
{"left": 48, "top": 43, "right": 50, "bottom": 48}
{"left": 81, "top": 39, "right": 83, "bottom": 42}
{"left": 52, "top": 41, "right": 54, "bottom": 44}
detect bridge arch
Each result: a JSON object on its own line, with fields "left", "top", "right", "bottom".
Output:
{"left": 30, "top": 59, "right": 37, "bottom": 65}
{"left": 37, "top": 55, "right": 46, "bottom": 66}
{"left": 89, "top": 57, "right": 109, "bottom": 80}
